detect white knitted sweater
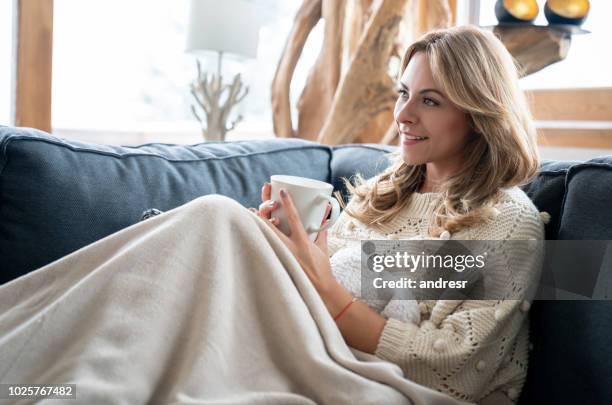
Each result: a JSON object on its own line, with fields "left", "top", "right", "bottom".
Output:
{"left": 327, "top": 186, "right": 547, "bottom": 403}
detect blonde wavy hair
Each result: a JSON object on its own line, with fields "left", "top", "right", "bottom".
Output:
{"left": 342, "top": 25, "right": 539, "bottom": 237}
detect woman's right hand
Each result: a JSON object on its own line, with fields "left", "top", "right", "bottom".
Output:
{"left": 249, "top": 182, "right": 280, "bottom": 226}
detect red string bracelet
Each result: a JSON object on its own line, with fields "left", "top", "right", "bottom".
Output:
{"left": 333, "top": 297, "right": 358, "bottom": 322}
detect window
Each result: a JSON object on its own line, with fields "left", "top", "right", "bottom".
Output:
{"left": 0, "top": 0, "right": 14, "bottom": 125}
{"left": 52, "top": 0, "right": 322, "bottom": 144}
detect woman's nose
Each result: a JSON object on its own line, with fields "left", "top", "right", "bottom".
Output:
{"left": 395, "top": 97, "right": 418, "bottom": 125}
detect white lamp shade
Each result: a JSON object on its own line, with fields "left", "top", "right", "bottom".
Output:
{"left": 186, "top": 0, "right": 260, "bottom": 59}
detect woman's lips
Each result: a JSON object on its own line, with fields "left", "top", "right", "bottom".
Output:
{"left": 401, "top": 133, "right": 428, "bottom": 145}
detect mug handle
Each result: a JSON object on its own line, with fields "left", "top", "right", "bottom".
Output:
{"left": 307, "top": 193, "right": 340, "bottom": 234}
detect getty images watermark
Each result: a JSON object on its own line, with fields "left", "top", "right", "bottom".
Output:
{"left": 360, "top": 239, "right": 612, "bottom": 301}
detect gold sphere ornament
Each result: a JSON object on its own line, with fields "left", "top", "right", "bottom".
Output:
{"left": 495, "top": 0, "right": 539, "bottom": 24}
{"left": 545, "top": 0, "right": 590, "bottom": 26}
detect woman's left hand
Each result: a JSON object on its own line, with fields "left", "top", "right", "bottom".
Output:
{"left": 250, "top": 188, "right": 387, "bottom": 353}
{"left": 250, "top": 188, "right": 336, "bottom": 294}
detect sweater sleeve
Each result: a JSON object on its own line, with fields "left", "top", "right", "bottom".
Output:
{"left": 374, "top": 202, "right": 546, "bottom": 403}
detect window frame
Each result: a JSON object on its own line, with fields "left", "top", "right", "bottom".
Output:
{"left": 15, "top": 0, "right": 54, "bottom": 133}
{"left": 16, "top": 0, "right": 612, "bottom": 148}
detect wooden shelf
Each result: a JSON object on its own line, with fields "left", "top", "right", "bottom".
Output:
{"left": 484, "top": 23, "right": 589, "bottom": 35}
{"left": 483, "top": 24, "right": 583, "bottom": 76}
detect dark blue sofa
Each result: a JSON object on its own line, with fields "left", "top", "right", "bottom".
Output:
{"left": 1, "top": 125, "right": 611, "bottom": 404}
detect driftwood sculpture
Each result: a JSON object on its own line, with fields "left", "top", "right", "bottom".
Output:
{"left": 271, "top": 0, "right": 453, "bottom": 145}
{"left": 273, "top": 0, "right": 564, "bottom": 146}
{"left": 317, "top": 0, "right": 410, "bottom": 145}
{"left": 297, "top": 0, "right": 346, "bottom": 140}
{"left": 191, "top": 60, "right": 249, "bottom": 141}
{"left": 271, "top": 0, "right": 322, "bottom": 138}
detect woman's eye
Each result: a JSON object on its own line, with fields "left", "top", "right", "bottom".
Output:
{"left": 423, "top": 97, "right": 439, "bottom": 106}
{"left": 397, "top": 89, "right": 408, "bottom": 98}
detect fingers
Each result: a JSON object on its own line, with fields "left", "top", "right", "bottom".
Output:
{"left": 279, "top": 189, "right": 308, "bottom": 241}
{"left": 257, "top": 199, "right": 277, "bottom": 220}
{"left": 251, "top": 208, "right": 292, "bottom": 246}
{"left": 258, "top": 183, "right": 277, "bottom": 219}
{"left": 248, "top": 207, "right": 280, "bottom": 225}
{"left": 261, "top": 182, "right": 272, "bottom": 203}
{"left": 314, "top": 221, "right": 329, "bottom": 254}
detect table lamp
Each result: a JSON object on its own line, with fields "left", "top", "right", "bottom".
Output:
{"left": 186, "top": 0, "right": 261, "bottom": 141}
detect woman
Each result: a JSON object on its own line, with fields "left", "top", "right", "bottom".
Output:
{"left": 254, "top": 25, "right": 545, "bottom": 403}
{"left": 0, "top": 26, "right": 544, "bottom": 404}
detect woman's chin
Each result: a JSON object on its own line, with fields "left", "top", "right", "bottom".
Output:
{"left": 401, "top": 151, "right": 427, "bottom": 166}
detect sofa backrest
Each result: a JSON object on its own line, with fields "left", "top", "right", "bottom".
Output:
{"left": 521, "top": 160, "right": 576, "bottom": 240}
{"left": 520, "top": 158, "right": 612, "bottom": 405}
{"left": 0, "top": 126, "right": 331, "bottom": 283}
{"left": 330, "top": 144, "right": 396, "bottom": 202}
{"left": 2, "top": 125, "right": 612, "bottom": 404}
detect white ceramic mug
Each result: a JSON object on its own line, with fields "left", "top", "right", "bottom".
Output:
{"left": 270, "top": 175, "right": 341, "bottom": 242}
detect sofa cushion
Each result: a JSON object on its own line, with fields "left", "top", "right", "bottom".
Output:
{"left": 558, "top": 159, "right": 612, "bottom": 240}
{"left": 521, "top": 157, "right": 612, "bottom": 405}
{"left": 521, "top": 160, "right": 576, "bottom": 240}
{"left": 0, "top": 126, "right": 331, "bottom": 284}
{"left": 523, "top": 300, "right": 612, "bottom": 405}
{"left": 330, "top": 144, "right": 396, "bottom": 203}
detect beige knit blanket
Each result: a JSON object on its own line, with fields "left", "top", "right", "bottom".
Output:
{"left": 0, "top": 195, "right": 464, "bottom": 405}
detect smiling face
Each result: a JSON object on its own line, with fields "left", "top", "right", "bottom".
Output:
{"left": 395, "top": 52, "right": 474, "bottom": 185}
